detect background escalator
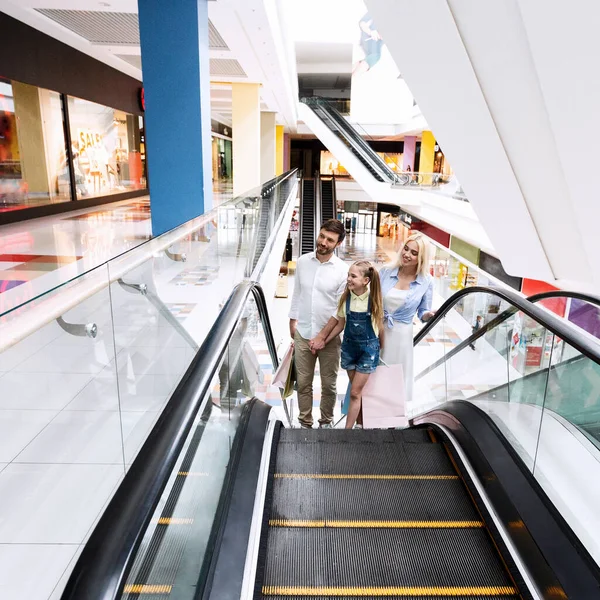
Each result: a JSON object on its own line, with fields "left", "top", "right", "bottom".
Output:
{"left": 302, "top": 97, "right": 396, "bottom": 184}
{"left": 320, "top": 177, "right": 335, "bottom": 223}
{"left": 300, "top": 179, "right": 316, "bottom": 255}
{"left": 256, "top": 427, "right": 521, "bottom": 599}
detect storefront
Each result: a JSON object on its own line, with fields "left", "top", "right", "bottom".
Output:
{"left": 0, "top": 13, "right": 147, "bottom": 224}
{"left": 210, "top": 121, "right": 233, "bottom": 190}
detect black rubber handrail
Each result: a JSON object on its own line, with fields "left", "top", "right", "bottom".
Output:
{"left": 61, "top": 281, "right": 281, "bottom": 600}
{"left": 413, "top": 285, "right": 600, "bottom": 364}
{"left": 528, "top": 289, "right": 600, "bottom": 308}
{"left": 302, "top": 97, "right": 392, "bottom": 183}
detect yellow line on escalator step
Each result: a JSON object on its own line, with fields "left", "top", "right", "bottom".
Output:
{"left": 154, "top": 517, "right": 194, "bottom": 525}
{"left": 269, "top": 520, "right": 484, "bottom": 528}
{"left": 274, "top": 474, "right": 459, "bottom": 480}
{"left": 262, "top": 585, "right": 517, "bottom": 596}
{"left": 178, "top": 471, "right": 208, "bottom": 476}
{"left": 123, "top": 584, "right": 173, "bottom": 594}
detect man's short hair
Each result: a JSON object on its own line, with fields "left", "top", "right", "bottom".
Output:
{"left": 320, "top": 219, "right": 346, "bottom": 243}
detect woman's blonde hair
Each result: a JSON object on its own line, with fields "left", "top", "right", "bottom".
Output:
{"left": 337, "top": 260, "right": 384, "bottom": 327}
{"left": 390, "top": 232, "right": 429, "bottom": 277}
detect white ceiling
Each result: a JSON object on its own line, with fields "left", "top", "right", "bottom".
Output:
{"left": 0, "top": 0, "right": 298, "bottom": 129}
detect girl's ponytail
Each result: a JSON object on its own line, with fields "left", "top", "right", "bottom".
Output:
{"left": 368, "top": 265, "right": 384, "bottom": 326}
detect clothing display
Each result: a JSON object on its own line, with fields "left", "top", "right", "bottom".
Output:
{"left": 381, "top": 287, "right": 414, "bottom": 402}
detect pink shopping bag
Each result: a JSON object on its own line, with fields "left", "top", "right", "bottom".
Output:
{"left": 362, "top": 363, "right": 408, "bottom": 429}
{"left": 272, "top": 342, "right": 294, "bottom": 395}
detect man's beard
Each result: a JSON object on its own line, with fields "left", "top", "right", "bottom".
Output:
{"left": 316, "top": 246, "right": 331, "bottom": 255}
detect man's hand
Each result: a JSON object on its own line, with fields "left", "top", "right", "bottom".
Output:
{"left": 421, "top": 311, "right": 435, "bottom": 323}
{"left": 289, "top": 319, "right": 297, "bottom": 340}
{"left": 310, "top": 335, "right": 326, "bottom": 353}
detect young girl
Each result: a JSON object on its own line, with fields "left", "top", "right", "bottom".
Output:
{"left": 324, "top": 260, "right": 384, "bottom": 429}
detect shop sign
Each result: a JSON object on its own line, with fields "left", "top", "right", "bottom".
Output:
{"left": 77, "top": 129, "right": 103, "bottom": 150}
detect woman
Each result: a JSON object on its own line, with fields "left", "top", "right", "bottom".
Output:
{"left": 379, "top": 233, "right": 435, "bottom": 402}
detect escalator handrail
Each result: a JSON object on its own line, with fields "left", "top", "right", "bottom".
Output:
{"left": 250, "top": 170, "right": 299, "bottom": 281}
{"left": 304, "top": 97, "right": 398, "bottom": 182}
{"left": 413, "top": 285, "right": 600, "bottom": 365}
{"left": 303, "top": 99, "right": 391, "bottom": 183}
{"left": 61, "top": 281, "right": 282, "bottom": 600}
{"left": 528, "top": 289, "right": 600, "bottom": 308}
{"left": 315, "top": 171, "right": 322, "bottom": 236}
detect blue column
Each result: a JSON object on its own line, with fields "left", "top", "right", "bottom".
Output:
{"left": 138, "top": 0, "right": 213, "bottom": 236}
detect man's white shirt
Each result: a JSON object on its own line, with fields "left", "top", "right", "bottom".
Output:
{"left": 289, "top": 251, "right": 348, "bottom": 339}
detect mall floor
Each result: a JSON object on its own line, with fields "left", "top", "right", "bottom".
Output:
{"left": 0, "top": 181, "right": 233, "bottom": 317}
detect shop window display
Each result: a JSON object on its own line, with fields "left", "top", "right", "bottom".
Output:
{"left": 0, "top": 77, "right": 72, "bottom": 212}
{"left": 67, "top": 96, "right": 143, "bottom": 200}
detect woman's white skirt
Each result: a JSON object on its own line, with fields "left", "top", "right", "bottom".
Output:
{"left": 381, "top": 321, "right": 414, "bottom": 403}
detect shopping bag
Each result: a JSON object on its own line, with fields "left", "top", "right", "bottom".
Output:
{"left": 240, "top": 342, "right": 262, "bottom": 398}
{"left": 272, "top": 343, "right": 294, "bottom": 389}
{"left": 341, "top": 381, "right": 352, "bottom": 416}
{"left": 242, "top": 341, "right": 264, "bottom": 384}
{"left": 362, "top": 363, "right": 408, "bottom": 429}
{"left": 282, "top": 354, "right": 297, "bottom": 399}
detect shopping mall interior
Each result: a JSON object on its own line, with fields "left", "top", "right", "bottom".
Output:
{"left": 1, "top": 1, "right": 600, "bottom": 599}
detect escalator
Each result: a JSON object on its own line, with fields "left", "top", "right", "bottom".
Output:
{"left": 257, "top": 427, "right": 518, "bottom": 598}
{"left": 62, "top": 284, "right": 600, "bottom": 600}
{"left": 300, "top": 178, "right": 316, "bottom": 255}
{"left": 302, "top": 97, "right": 398, "bottom": 185}
{"left": 320, "top": 177, "right": 335, "bottom": 223}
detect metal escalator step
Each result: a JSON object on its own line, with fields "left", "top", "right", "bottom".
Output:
{"left": 280, "top": 429, "right": 397, "bottom": 444}
{"left": 263, "top": 596, "right": 517, "bottom": 599}
{"left": 260, "top": 528, "right": 514, "bottom": 591}
{"left": 270, "top": 479, "right": 480, "bottom": 522}
{"left": 268, "top": 520, "right": 483, "bottom": 528}
{"left": 279, "top": 429, "right": 431, "bottom": 444}
{"left": 275, "top": 442, "right": 454, "bottom": 476}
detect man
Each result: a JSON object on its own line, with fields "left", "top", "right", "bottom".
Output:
{"left": 289, "top": 219, "right": 348, "bottom": 428}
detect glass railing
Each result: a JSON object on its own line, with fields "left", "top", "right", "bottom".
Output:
{"left": 412, "top": 286, "right": 600, "bottom": 564}
{"left": 305, "top": 97, "right": 468, "bottom": 199}
{"left": 120, "top": 285, "right": 282, "bottom": 600}
{"left": 59, "top": 281, "right": 286, "bottom": 599}
{"left": 0, "top": 170, "right": 298, "bottom": 598}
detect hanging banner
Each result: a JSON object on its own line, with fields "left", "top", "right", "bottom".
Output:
{"left": 350, "top": 12, "right": 414, "bottom": 125}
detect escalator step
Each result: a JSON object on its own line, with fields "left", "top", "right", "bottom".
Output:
{"left": 279, "top": 429, "right": 431, "bottom": 444}
{"left": 260, "top": 528, "right": 514, "bottom": 592}
{"left": 270, "top": 479, "right": 480, "bottom": 522}
{"left": 275, "top": 442, "right": 454, "bottom": 476}
{"left": 261, "top": 592, "right": 518, "bottom": 600}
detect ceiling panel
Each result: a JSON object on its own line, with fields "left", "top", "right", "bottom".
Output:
{"left": 208, "top": 19, "right": 228, "bottom": 49}
{"left": 35, "top": 9, "right": 139, "bottom": 45}
{"left": 116, "top": 54, "right": 142, "bottom": 70}
{"left": 210, "top": 59, "right": 247, "bottom": 78}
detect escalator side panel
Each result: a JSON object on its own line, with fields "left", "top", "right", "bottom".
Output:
{"left": 418, "top": 402, "right": 600, "bottom": 599}
{"left": 202, "top": 401, "right": 273, "bottom": 600}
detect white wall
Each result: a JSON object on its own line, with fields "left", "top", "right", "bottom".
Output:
{"left": 365, "top": 0, "right": 600, "bottom": 292}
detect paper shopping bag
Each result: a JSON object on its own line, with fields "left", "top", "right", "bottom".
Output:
{"left": 362, "top": 363, "right": 408, "bottom": 429}
{"left": 272, "top": 343, "right": 294, "bottom": 389}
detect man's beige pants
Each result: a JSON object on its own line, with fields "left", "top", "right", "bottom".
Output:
{"left": 294, "top": 331, "right": 341, "bottom": 427}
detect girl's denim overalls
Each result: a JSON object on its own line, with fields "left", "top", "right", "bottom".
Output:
{"left": 340, "top": 293, "right": 380, "bottom": 374}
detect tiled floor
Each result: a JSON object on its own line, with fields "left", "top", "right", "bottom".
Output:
{"left": 0, "top": 179, "right": 234, "bottom": 319}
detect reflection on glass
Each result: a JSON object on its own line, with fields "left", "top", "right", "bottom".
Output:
{"left": 68, "top": 96, "right": 144, "bottom": 199}
{"left": 0, "top": 77, "right": 71, "bottom": 212}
